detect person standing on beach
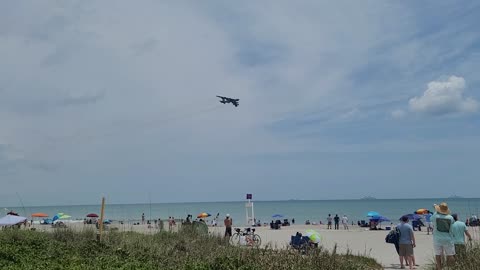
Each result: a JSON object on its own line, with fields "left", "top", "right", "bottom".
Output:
{"left": 327, "top": 214, "right": 332, "bottom": 229}
{"left": 168, "top": 217, "right": 173, "bottom": 231}
{"left": 334, "top": 214, "right": 340, "bottom": 230}
{"left": 224, "top": 214, "right": 232, "bottom": 238}
{"left": 451, "top": 213, "right": 472, "bottom": 258}
{"left": 342, "top": 215, "right": 349, "bottom": 230}
{"left": 397, "top": 215, "right": 416, "bottom": 270}
{"left": 432, "top": 203, "right": 455, "bottom": 270}
{"left": 425, "top": 211, "right": 433, "bottom": 235}
{"left": 142, "top": 213, "right": 145, "bottom": 224}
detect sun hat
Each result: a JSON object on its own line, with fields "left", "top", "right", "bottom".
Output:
{"left": 226, "top": 214, "right": 230, "bottom": 217}
{"left": 434, "top": 202, "right": 450, "bottom": 215}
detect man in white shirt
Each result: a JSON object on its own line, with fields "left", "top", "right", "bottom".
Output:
{"left": 342, "top": 215, "right": 349, "bottom": 230}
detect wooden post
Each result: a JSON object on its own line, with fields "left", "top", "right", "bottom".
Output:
{"left": 98, "top": 197, "right": 106, "bottom": 241}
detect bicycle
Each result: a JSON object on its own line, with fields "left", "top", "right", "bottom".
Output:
{"left": 230, "top": 227, "right": 261, "bottom": 247}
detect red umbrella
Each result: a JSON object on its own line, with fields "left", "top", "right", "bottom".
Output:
{"left": 86, "top": 213, "right": 99, "bottom": 218}
{"left": 32, "top": 213, "right": 49, "bottom": 218}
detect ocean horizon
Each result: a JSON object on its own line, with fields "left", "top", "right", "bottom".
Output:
{"left": 4, "top": 197, "right": 480, "bottom": 226}
{"left": 5, "top": 196, "right": 477, "bottom": 208}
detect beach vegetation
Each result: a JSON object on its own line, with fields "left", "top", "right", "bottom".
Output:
{"left": 0, "top": 228, "right": 382, "bottom": 269}
{"left": 426, "top": 242, "right": 480, "bottom": 270}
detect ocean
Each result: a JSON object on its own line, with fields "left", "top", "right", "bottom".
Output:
{"left": 4, "top": 198, "right": 480, "bottom": 225}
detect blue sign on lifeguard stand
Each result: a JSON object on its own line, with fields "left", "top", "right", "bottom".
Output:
{"left": 245, "top": 193, "right": 254, "bottom": 226}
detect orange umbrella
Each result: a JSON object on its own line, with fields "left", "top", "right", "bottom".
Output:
{"left": 415, "top": 209, "right": 429, "bottom": 214}
{"left": 31, "top": 213, "right": 49, "bottom": 218}
{"left": 197, "top": 212, "right": 211, "bottom": 218}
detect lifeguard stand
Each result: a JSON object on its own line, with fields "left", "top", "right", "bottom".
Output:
{"left": 245, "top": 193, "right": 255, "bottom": 226}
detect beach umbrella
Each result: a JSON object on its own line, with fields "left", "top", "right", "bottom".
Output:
{"left": 272, "top": 214, "right": 284, "bottom": 218}
{"left": 197, "top": 212, "right": 211, "bottom": 218}
{"left": 366, "top": 211, "right": 380, "bottom": 217}
{"left": 415, "top": 209, "right": 429, "bottom": 214}
{"left": 304, "top": 229, "right": 321, "bottom": 244}
{"left": 31, "top": 213, "right": 49, "bottom": 218}
{"left": 52, "top": 213, "right": 71, "bottom": 222}
{"left": 401, "top": 214, "right": 422, "bottom": 221}
{"left": 369, "top": 216, "right": 390, "bottom": 223}
{"left": 0, "top": 215, "right": 27, "bottom": 226}
{"left": 86, "top": 213, "right": 99, "bottom": 218}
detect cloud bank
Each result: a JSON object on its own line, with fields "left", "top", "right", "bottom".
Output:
{"left": 1, "top": 1, "right": 480, "bottom": 205}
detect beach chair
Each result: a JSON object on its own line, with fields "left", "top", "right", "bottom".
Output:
{"left": 271, "top": 220, "right": 281, "bottom": 229}
{"left": 290, "top": 233, "right": 311, "bottom": 254}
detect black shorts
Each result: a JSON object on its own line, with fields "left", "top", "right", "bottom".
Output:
{"left": 225, "top": 227, "right": 232, "bottom": 236}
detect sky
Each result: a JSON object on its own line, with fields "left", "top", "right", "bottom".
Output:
{"left": 1, "top": 1, "right": 479, "bottom": 206}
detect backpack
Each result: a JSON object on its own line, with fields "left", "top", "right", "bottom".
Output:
{"left": 385, "top": 228, "right": 400, "bottom": 244}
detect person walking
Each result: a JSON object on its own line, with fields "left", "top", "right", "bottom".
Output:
{"left": 142, "top": 213, "right": 145, "bottom": 224}
{"left": 334, "top": 214, "right": 340, "bottom": 230}
{"left": 342, "top": 215, "right": 349, "bottom": 230}
{"left": 432, "top": 203, "right": 455, "bottom": 270}
{"left": 397, "top": 215, "right": 416, "bottom": 269}
{"left": 327, "top": 214, "right": 333, "bottom": 229}
{"left": 224, "top": 214, "right": 232, "bottom": 238}
{"left": 451, "top": 213, "right": 472, "bottom": 258}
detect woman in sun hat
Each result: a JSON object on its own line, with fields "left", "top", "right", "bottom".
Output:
{"left": 432, "top": 202, "right": 455, "bottom": 270}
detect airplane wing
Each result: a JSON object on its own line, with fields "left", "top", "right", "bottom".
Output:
{"left": 216, "top": 95, "right": 226, "bottom": 99}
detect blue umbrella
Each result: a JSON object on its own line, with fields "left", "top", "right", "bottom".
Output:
{"left": 367, "top": 211, "right": 380, "bottom": 217}
{"left": 401, "top": 214, "right": 422, "bottom": 221}
{"left": 272, "top": 214, "right": 284, "bottom": 218}
{"left": 369, "top": 215, "right": 390, "bottom": 223}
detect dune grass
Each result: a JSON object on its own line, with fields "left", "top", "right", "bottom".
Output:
{"left": 424, "top": 242, "right": 480, "bottom": 270}
{"left": 0, "top": 228, "right": 382, "bottom": 269}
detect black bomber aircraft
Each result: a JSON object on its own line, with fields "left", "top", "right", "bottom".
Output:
{"left": 216, "top": 96, "right": 239, "bottom": 107}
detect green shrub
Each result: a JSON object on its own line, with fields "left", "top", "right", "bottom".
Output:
{"left": 0, "top": 229, "right": 381, "bottom": 270}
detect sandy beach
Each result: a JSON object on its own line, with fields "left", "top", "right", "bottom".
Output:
{"left": 25, "top": 221, "right": 479, "bottom": 269}
{"left": 210, "top": 224, "right": 436, "bottom": 270}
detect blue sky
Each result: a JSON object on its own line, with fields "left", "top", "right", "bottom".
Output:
{"left": 1, "top": 1, "right": 479, "bottom": 206}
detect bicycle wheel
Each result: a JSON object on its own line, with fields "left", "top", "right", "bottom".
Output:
{"left": 252, "top": 234, "right": 261, "bottom": 247}
{"left": 230, "top": 232, "right": 240, "bottom": 245}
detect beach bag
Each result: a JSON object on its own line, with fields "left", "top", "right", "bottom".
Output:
{"left": 385, "top": 228, "right": 399, "bottom": 244}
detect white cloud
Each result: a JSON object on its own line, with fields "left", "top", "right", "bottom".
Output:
{"left": 409, "top": 76, "right": 478, "bottom": 115}
{"left": 391, "top": 109, "right": 406, "bottom": 119}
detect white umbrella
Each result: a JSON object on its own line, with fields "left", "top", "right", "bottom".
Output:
{"left": 0, "top": 215, "right": 27, "bottom": 226}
